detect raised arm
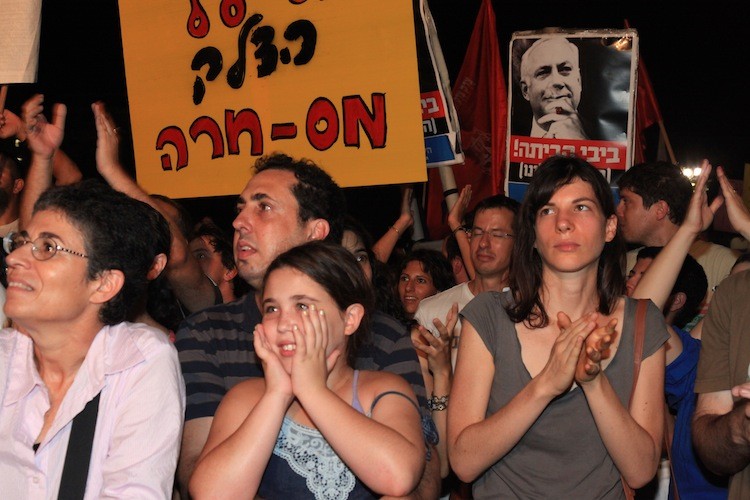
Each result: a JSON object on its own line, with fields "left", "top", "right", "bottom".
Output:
{"left": 19, "top": 94, "right": 66, "bottom": 229}
{"left": 51, "top": 148, "right": 83, "bottom": 186}
{"left": 716, "top": 165, "right": 750, "bottom": 240}
{"left": 3, "top": 105, "right": 82, "bottom": 188}
{"left": 446, "top": 185, "right": 474, "bottom": 280}
{"left": 372, "top": 185, "right": 414, "bottom": 263}
{"left": 92, "top": 101, "right": 218, "bottom": 313}
{"left": 631, "top": 161, "right": 722, "bottom": 309}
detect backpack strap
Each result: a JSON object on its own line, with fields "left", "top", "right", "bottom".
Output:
{"left": 58, "top": 391, "right": 102, "bottom": 500}
{"left": 622, "top": 298, "right": 649, "bottom": 499}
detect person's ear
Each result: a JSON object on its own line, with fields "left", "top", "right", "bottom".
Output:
{"left": 654, "top": 200, "right": 670, "bottom": 221}
{"left": 520, "top": 80, "right": 530, "bottom": 101}
{"left": 668, "top": 291, "right": 687, "bottom": 314}
{"left": 343, "top": 303, "right": 364, "bottom": 336}
{"left": 12, "top": 178, "right": 24, "bottom": 195}
{"left": 146, "top": 253, "right": 168, "bottom": 281}
{"left": 308, "top": 218, "right": 330, "bottom": 242}
{"left": 604, "top": 214, "right": 618, "bottom": 242}
{"left": 451, "top": 256, "right": 465, "bottom": 277}
{"left": 223, "top": 266, "right": 238, "bottom": 283}
{"left": 90, "top": 269, "right": 125, "bottom": 305}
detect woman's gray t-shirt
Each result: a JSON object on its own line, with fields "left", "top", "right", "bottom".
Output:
{"left": 459, "top": 291, "right": 668, "bottom": 499}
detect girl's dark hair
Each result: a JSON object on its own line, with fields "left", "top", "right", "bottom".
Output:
{"left": 263, "top": 241, "right": 375, "bottom": 367}
{"left": 507, "top": 155, "right": 626, "bottom": 327}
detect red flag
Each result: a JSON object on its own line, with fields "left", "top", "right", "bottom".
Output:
{"left": 633, "top": 53, "right": 664, "bottom": 164}
{"left": 626, "top": 20, "right": 664, "bottom": 164}
{"left": 425, "top": 0, "right": 506, "bottom": 240}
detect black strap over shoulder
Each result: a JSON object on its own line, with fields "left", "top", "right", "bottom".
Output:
{"left": 58, "top": 391, "right": 101, "bottom": 500}
{"left": 368, "top": 390, "right": 420, "bottom": 416}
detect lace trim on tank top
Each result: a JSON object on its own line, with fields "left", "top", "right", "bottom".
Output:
{"left": 274, "top": 416, "right": 357, "bottom": 499}
{"left": 270, "top": 370, "right": 363, "bottom": 500}
{"left": 271, "top": 370, "right": 419, "bottom": 500}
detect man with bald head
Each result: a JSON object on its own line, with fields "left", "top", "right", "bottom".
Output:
{"left": 518, "top": 36, "right": 588, "bottom": 140}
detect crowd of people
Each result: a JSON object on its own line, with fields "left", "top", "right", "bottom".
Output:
{"left": 1, "top": 91, "right": 750, "bottom": 500}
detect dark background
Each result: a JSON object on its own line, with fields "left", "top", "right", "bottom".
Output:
{"left": 4, "top": 0, "right": 749, "bottom": 240}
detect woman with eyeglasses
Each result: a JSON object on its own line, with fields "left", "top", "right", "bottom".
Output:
{"left": 447, "top": 155, "right": 669, "bottom": 498}
{"left": 0, "top": 95, "right": 184, "bottom": 498}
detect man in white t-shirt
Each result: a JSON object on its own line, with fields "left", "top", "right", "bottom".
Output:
{"left": 415, "top": 194, "right": 519, "bottom": 367}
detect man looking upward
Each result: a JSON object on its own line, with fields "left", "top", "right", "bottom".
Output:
{"left": 175, "top": 153, "right": 438, "bottom": 499}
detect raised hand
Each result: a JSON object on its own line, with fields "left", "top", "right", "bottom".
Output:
{"left": 253, "top": 324, "right": 293, "bottom": 398}
{"left": 716, "top": 165, "right": 750, "bottom": 239}
{"left": 398, "top": 185, "right": 415, "bottom": 228}
{"left": 447, "top": 184, "right": 472, "bottom": 231}
{"left": 92, "top": 101, "right": 122, "bottom": 175}
{"left": 290, "top": 304, "right": 341, "bottom": 397}
{"left": 682, "top": 160, "right": 724, "bottom": 236}
{"left": 21, "top": 94, "right": 66, "bottom": 159}
{"left": 0, "top": 108, "right": 24, "bottom": 140}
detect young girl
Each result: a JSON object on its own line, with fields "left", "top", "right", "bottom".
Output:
{"left": 189, "top": 241, "right": 425, "bottom": 499}
{"left": 448, "top": 155, "right": 669, "bottom": 498}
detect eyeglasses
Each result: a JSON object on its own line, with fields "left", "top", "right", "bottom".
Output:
{"left": 470, "top": 227, "right": 514, "bottom": 240}
{"left": 2, "top": 231, "right": 89, "bottom": 261}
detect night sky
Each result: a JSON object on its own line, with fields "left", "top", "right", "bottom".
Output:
{"left": 4, "top": 1, "right": 748, "bottom": 238}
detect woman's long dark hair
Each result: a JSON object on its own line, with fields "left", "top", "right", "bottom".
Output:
{"left": 507, "top": 155, "right": 626, "bottom": 327}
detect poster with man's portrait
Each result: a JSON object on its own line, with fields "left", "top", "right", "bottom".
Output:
{"left": 505, "top": 29, "right": 638, "bottom": 201}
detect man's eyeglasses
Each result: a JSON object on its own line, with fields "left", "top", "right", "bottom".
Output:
{"left": 470, "top": 227, "right": 515, "bottom": 240}
{"left": 2, "top": 231, "right": 89, "bottom": 261}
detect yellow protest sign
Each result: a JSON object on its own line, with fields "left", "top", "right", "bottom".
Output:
{"left": 118, "top": 0, "right": 426, "bottom": 198}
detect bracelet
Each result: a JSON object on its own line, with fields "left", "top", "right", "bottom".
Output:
{"left": 428, "top": 394, "right": 449, "bottom": 412}
{"left": 452, "top": 225, "right": 465, "bottom": 235}
{"left": 390, "top": 225, "right": 401, "bottom": 235}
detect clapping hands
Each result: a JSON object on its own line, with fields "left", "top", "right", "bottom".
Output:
{"left": 21, "top": 94, "right": 66, "bottom": 159}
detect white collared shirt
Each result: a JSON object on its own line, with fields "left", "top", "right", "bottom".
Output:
{"left": 0, "top": 322, "right": 185, "bottom": 499}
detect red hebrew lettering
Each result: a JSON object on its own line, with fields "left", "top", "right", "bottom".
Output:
{"left": 156, "top": 126, "right": 189, "bottom": 171}
{"left": 187, "top": 0, "right": 210, "bottom": 38}
{"left": 342, "top": 93, "right": 386, "bottom": 148}
{"left": 306, "top": 98, "right": 339, "bottom": 151}
{"left": 270, "top": 123, "right": 298, "bottom": 140}
{"left": 220, "top": 0, "right": 246, "bottom": 28}
{"left": 189, "top": 116, "right": 225, "bottom": 159}
{"left": 225, "top": 109, "right": 264, "bottom": 156}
